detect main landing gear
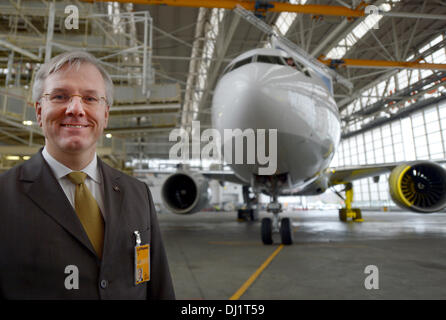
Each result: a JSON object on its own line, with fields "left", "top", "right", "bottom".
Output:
{"left": 237, "top": 186, "right": 259, "bottom": 221}
{"left": 335, "top": 182, "right": 363, "bottom": 222}
{"left": 261, "top": 195, "right": 293, "bottom": 245}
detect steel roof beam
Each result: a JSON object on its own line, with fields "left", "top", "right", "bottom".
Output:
{"left": 342, "top": 95, "right": 446, "bottom": 139}
{"left": 195, "top": 11, "right": 241, "bottom": 120}
{"left": 320, "top": 58, "right": 446, "bottom": 70}
{"left": 338, "top": 36, "right": 446, "bottom": 110}
{"left": 83, "top": 0, "right": 446, "bottom": 19}
{"left": 0, "top": 39, "right": 41, "bottom": 61}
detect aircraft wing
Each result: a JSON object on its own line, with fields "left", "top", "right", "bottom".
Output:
{"left": 327, "top": 163, "right": 398, "bottom": 186}
{"left": 134, "top": 168, "right": 248, "bottom": 185}
{"left": 202, "top": 171, "right": 249, "bottom": 185}
{"left": 327, "top": 160, "right": 446, "bottom": 186}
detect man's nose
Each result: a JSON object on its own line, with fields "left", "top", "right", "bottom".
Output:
{"left": 65, "top": 95, "right": 86, "bottom": 116}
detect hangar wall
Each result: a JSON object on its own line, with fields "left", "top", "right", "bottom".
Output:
{"left": 333, "top": 99, "right": 446, "bottom": 208}
{"left": 323, "top": 32, "right": 446, "bottom": 209}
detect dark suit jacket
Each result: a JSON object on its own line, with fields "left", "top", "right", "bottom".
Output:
{"left": 0, "top": 150, "right": 175, "bottom": 299}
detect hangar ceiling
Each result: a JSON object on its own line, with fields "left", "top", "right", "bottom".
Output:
{"left": 0, "top": 0, "right": 445, "bottom": 171}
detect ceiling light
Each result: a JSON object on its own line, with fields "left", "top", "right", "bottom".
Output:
{"left": 6, "top": 156, "right": 20, "bottom": 161}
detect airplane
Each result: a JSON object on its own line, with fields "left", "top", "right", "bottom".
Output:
{"left": 141, "top": 45, "right": 446, "bottom": 246}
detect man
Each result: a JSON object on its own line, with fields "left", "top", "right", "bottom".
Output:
{"left": 0, "top": 51, "right": 175, "bottom": 299}
{"left": 285, "top": 57, "right": 296, "bottom": 68}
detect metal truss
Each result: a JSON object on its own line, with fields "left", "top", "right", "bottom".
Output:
{"left": 82, "top": 0, "right": 446, "bottom": 20}
{"left": 0, "top": 0, "right": 171, "bottom": 168}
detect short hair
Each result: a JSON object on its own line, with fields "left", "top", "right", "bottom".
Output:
{"left": 32, "top": 51, "right": 114, "bottom": 107}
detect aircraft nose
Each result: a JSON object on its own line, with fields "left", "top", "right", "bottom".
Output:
{"left": 213, "top": 65, "right": 285, "bottom": 131}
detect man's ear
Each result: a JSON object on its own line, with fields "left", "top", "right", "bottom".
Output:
{"left": 35, "top": 101, "right": 43, "bottom": 127}
{"left": 104, "top": 105, "right": 110, "bottom": 128}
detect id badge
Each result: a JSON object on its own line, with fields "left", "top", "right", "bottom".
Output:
{"left": 134, "top": 231, "right": 150, "bottom": 285}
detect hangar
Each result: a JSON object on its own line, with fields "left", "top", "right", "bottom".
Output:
{"left": 0, "top": 0, "right": 445, "bottom": 299}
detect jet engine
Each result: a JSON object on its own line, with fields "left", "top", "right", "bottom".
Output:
{"left": 161, "top": 171, "right": 210, "bottom": 214}
{"left": 389, "top": 162, "right": 446, "bottom": 213}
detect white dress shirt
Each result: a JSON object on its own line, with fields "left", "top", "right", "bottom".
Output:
{"left": 42, "top": 147, "right": 106, "bottom": 216}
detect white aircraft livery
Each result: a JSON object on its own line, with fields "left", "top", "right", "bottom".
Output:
{"left": 144, "top": 47, "right": 446, "bottom": 245}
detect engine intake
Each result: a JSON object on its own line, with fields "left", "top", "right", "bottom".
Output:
{"left": 389, "top": 162, "right": 446, "bottom": 213}
{"left": 161, "top": 171, "right": 210, "bottom": 214}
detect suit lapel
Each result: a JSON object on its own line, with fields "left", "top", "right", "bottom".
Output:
{"left": 20, "top": 151, "right": 97, "bottom": 257}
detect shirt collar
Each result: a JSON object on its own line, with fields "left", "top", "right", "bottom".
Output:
{"left": 42, "top": 146, "right": 101, "bottom": 184}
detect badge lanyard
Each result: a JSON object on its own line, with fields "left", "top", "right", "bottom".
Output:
{"left": 134, "top": 230, "right": 150, "bottom": 285}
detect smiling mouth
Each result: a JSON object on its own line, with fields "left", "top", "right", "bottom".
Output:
{"left": 61, "top": 124, "right": 89, "bottom": 128}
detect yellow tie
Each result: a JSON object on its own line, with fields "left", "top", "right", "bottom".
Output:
{"left": 67, "top": 172, "right": 104, "bottom": 259}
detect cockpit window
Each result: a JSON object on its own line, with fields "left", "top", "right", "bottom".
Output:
{"left": 256, "top": 55, "right": 286, "bottom": 65}
{"left": 233, "top": 57, "right": 252, "bottom": 70}
{"left": 223, "top": 54, "right": 311, "bottom": 77}
{"left": 224, "top": 57, "right": 252, "bottom": 74}
{"left": 285, "top": 57, "right": 311, "bottom": 77}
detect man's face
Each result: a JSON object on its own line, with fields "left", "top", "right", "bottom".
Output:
{"left": 35, "top": 62, "right": 109, "bottom": 159}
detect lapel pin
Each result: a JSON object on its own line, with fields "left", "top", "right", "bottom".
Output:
{"left": 113, "top": 185, "right": 120, "bottom": 192}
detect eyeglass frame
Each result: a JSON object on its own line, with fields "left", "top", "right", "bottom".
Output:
{"left": 40, "top": 93, "right": 108, "bottom": 107}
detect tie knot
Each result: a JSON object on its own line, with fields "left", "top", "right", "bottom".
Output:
{"left": 67, "top": 172, "right": 87, "bottom": 185}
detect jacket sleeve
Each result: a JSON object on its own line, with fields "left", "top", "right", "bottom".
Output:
{"left": 145, "top": 184, "right": 176, "bottom": 300}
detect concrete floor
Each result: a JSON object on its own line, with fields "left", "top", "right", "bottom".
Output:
{"left": 158, "top": 210, "right": 446, "bottom": 300}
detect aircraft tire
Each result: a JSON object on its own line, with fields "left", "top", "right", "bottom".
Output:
{"left": 261, "top": 218, "right": 273, "bottom": 245}
{"left": 353, "top": 208, "right": 362, "bottom": 220}
{"left": 280, "top": 218, "right": 293, "bottom": 245}
{"left": 338, "top": 209, "right": 347, "bottom": 222}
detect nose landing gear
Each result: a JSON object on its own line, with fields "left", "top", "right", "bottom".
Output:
{"left": 261, "top": 195, "right": 293, "bottom": 245}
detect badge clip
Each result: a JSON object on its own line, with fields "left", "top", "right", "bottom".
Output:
{"left": 134, "top": 230, "right": 141, "bottom": 246}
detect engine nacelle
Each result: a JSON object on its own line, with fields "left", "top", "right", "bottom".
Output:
{"left": 389, "top": 161, "right": 446, "bottom": 213}
{"left": 161, "top": 171, "right": 210, "bottom": 214}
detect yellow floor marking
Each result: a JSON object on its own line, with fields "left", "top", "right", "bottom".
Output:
{"left": 229, "top": 244, "right": 284, "bottom": 300}
{"left": 208, "top": 241, "right": 262, "bottom": 246}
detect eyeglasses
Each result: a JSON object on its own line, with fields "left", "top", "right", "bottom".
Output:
{"left": 41, "top": 93, "right": 107, "bottom": 107}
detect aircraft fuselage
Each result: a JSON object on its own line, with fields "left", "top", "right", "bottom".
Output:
{"left": 212, "top": 48, "right": 341, "bottom": 194}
